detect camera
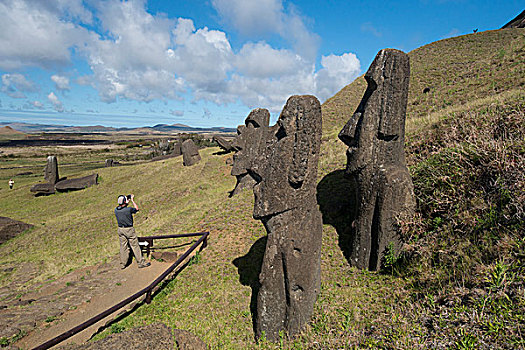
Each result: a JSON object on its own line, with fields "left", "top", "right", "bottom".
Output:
{"left": 126, "top": 195, "right": 132, "bottom": 201}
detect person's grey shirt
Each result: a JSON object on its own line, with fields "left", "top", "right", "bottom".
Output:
{"left": 115, "top": 206, "right": 138, "bottom": 227}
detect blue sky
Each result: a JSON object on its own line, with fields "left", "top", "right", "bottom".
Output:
{"left": 0, "top": 0, "right": 522, "bottom": 128}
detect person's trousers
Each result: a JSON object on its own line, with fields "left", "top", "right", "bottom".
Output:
{"left": 117, "top": 227, "right": 145, "bottom": 268}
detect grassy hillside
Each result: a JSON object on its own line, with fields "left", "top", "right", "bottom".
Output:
{"left": 0, "top": 28, "right": 524, "bottom": 349}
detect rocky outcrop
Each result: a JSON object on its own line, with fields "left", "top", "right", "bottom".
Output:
{"left": 0, "top": 217, "right": 33, "bottom": 245}
{"left": 213, "top": 135, "right": 234, "bottom": 153}
{"left": 44, "top": 156, "right": 59, "bottom": 184}
{"left": 338, "top": 49, "right": 416, "bottom": 270}
{"left": 230, "top": 108, "right": 270, "bottom": 196}
{"left": 502, "top": 9, "right": 525, "bottom": 28}
{"left": 181, "top": 139, "right": 201, "bottom": 166}
{"left": 55, "top": 174, "right": 98, "bottom": 192}
{"left": 248, "top": 95, "right": 323, "bottom": 341}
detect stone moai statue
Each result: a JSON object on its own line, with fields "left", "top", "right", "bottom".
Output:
{"left": 338, "top": 49, "right": 416, "bottom": 271}
{"left": 213, "top": 135, "right": 235, "bottom": 153}
{"left": 44, "top": 156, "right": 59, "bottom": 184}
{"left": 172, "top": 141, "right": 182, "bottom": 157}
{"left": 181, "top": 139, "right": 201, "bottom": 166}
{"left": 248, "top": 95, "right": 323, "bottom": 341}
{"left": 230, "top": 108, "right": 270, "bottom": 196}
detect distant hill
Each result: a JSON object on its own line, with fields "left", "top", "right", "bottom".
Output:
{"left": 0, "top": 122, "right": 236, "bottom": 134}
{"left": 0, "top": 125, "right": 25, "bottom": 135}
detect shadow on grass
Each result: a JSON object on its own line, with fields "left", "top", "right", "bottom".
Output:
{"left": 316, "top": 169, "right": 358, "bottom": 265}
{"left": 232, "top": 236, "right": 266, "bottom": 335}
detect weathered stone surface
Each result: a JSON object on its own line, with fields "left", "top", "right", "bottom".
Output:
{"left": 55, "top": 174, "right": 98, "bottom": 192}
{"left": 29, "top": 183, "right": 55, "bottom": 195}
{"left": 44, "top": 156, "right": 59, "bottom": 184}
{"left": 338, "top": 49, "right": 416, "bottom": 270}
{"left": 181, "top": 139, "right": 201, "bottom": 166}
{"left": 248, "top": 95, "right": 323, "bottom": 341}
{"left": 213, "top": 135, "right": 234, "bottom": 153}
{"left": 57, "top": 323, "right": 174, "bottom": 350}
{"left": 230, "top": 108, "right": 270, "bottom": 196}
{"left": 0, "top": 217, "right": 33, "bottom": 245}
{"left": 172, "top": 141, "right": 182, "bottom": 157}
{"left": 502, "top": 9, "right": 525, "bottom": 28}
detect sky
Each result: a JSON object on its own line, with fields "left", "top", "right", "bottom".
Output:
{"left": 0, "top": 0, "right": 522, "bottom": 128}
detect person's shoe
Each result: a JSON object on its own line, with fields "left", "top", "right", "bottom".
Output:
{"left": 138, "top": 262, "right": 151, "bottom": 268}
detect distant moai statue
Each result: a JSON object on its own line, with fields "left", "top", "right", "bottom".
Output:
{"left": 172, "top": 141, "right": 182, "bottom": 157}
{"left": 105, "top": 159, "right": 114, "bottom": 167}
{"left": 230, "top": 108, "right": 270, "bottom": 196}
{"left": 44, "top": 156, "right": 59, "bottom": 184}
{"left": 338, "top": 49, "right": 416, "bottom": 270}
{"left": 248, "top": 95, "right": 323, "bottom": 341}
{"left": 181, "top": 139, "right": 201, "bottom": 166}
{"left": 213, "top": 135, "right": 234, "bottom": 153}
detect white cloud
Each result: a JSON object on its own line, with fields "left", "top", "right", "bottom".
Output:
{"left": 31, "top": 100, "right": 44, "bottom": 109}
{"left": 51, "top": 75, "right": 70, "bottom": 91}
{"left": 211, "top": 0, "right": 284, "bottom": 37}
{"left": 211, "top": 0, "right": 319, "bottom": 60}
{"left": 47, "top": 92, "right": 64, "bottom": 112}
{"left": 0, "top": 0, "right": 91, "bottom": 70}
{"left": 234, "top": 42, "right": 306, "bottom": 78}
{"left": 315, "top": 53, "right": 361, "bottom": 101}
{"left": 170, "top": 109, "right": 184, "bottom": 116}
{"left": 23, "top": 100, "right": 44, "bottom": 109}
{"left": 0, "top": 0, "right": 360, "bottom": 118}
{"left": 1, "top": 73, "right": 38, "bottom": 98}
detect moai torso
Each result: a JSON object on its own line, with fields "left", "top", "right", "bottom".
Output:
{"left": 248, "top": 95, "right": 323, "bottom": 341}
{"left": 44, "top": 156, "right": 59, "bottom": 184}
{"left": 338, "top": 49, "right": 415, "bottom": 270}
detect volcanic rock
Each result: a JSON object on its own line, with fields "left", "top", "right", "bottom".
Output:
{"left": 338, "top": 49, "right": 416, "bottom": 271}
{"left": 248, "top": 95, "right": 323, "bottom": 341}
{"left": 172, "top": 141, "right": 182, "bottom": 157}
{"left": 230, "top": 108, "right": 270, "bottom": 196}
{"left": 29, "top": 183, "right": 55, "bottom": 195}
{"left": 213, "top": 135, "right": 234, "bottom": 153}
{"left": 55, "top": 174, "right": 98, "bottom": 192}
{"left": 44, "top": 156, "right": 59, "bottom": 184}
{"left": 181, "top": 139, "right": 201, "bottom": 166}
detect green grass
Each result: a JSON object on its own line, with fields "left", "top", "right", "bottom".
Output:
{"left": 1, "top": 28, "right": 524, "bottom": 348}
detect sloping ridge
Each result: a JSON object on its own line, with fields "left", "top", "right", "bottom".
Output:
{"left": 322, "top": 28, "right": 525, "bottom": 135}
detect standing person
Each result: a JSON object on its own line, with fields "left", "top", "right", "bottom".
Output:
{"left": 114, "top": 194, "right": 150, "bottom": 269}
{"left": 8, "top": 179, "right": 14, "bottom": 189}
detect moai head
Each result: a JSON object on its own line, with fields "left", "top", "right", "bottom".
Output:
{"left": 249, "top": 95, "right": 322, "bottom": 219}
{"left": 338, "top": 49, "right": 410, "bottom": 173}
{"left": 181, "top": 139, "right": 201, "bottom": 166}
{"left": 231, "top": 108, "right": 270, "bottom": 177}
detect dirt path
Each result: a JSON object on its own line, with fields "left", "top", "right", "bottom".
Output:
{"left": 0, "top": 258, "right": 172, "bottom": 349}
